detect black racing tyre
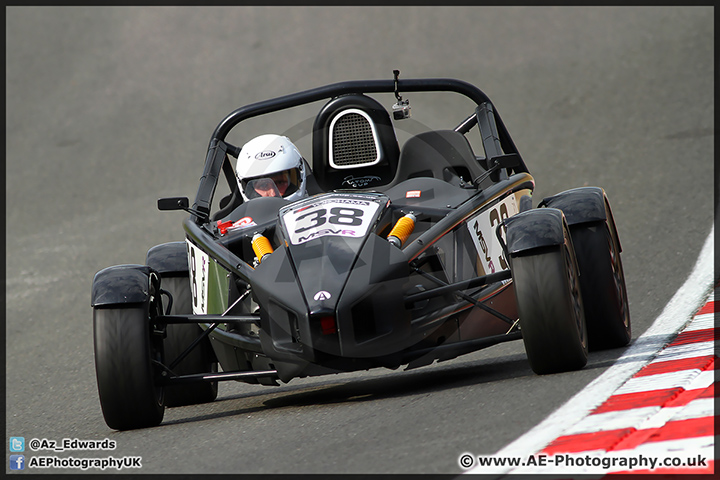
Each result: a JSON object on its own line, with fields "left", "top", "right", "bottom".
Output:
{"left": 161, "top": 276, "right": 218, "bottom": 407}
{"left": 570, "top": 220, "right": 631, "bottom": 350}
{"left": 94, "top": 305, "right": 165, "bottom": 430}
{"left": 512, "top": 232, "right": 588, "bottom": 375}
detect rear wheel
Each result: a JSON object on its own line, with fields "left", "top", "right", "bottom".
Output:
{"left": 94, "top": 302, "right": 165, "bottom": 430}
{"left": 570, "top": 219, "right": 631, "bottom": 350}
{"left": 161, "top": 276, "right": 218, "bottom": 407}
{"left": 512, "top": 227, "right": 588, "bottom": 375}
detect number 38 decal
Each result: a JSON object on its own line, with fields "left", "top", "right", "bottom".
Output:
{"left": 282, "top": 196, "right": 381, "bottom": 245}
{"left": 467, "top": 194, "right": 519, "bottom": 275}
{"left": 295, "top": 207, "right": 364, "bottom": 233}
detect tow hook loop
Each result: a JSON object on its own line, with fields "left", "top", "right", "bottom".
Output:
{"left": 387, "top": 213, "right": 416, "bottom": 248}
{"left": 252, "top": 233, "right": 274, "bottom": 263}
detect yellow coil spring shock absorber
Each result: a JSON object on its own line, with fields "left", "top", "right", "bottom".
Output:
{"left": 387, "top": 213, "right": 416, "bottom": 248}
{"left": 251, "top": 233, "right": 274, "bottom": 263}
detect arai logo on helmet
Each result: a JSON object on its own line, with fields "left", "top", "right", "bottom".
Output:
{"left": 255, "top": 150, "right": 276, "bottom": 160}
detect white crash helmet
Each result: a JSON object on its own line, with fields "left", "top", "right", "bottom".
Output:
{"left": 235, "top": 134, "right": 307, "bottom": 202}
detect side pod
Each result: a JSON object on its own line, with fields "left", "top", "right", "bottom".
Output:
{"left": 91, "top": 265, "right": 156, "bottom": 307}
{"left": 504, "top": 208, "right": 566, "bottom": 256}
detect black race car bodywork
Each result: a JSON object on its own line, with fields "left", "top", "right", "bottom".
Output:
{"left": 91, "top": 76, "right": 631, "bottom": 430}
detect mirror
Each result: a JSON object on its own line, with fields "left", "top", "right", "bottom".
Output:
{"left": 157, "top": 197, "right": 189, "bottom": 211}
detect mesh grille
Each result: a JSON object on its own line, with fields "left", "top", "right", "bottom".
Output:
{"left": 331, "top": 112, "right": 378, "bottom": 166}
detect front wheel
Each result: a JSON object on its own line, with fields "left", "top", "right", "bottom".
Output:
{"left": 93, "top": 304, "right": 165, "bottom": 430}
{"left": 512, "top": 229, "right": 588, "bottom": 375}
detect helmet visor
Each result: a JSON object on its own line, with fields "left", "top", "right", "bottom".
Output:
{"left": 242, "top": 168, "right": 300, "bottom": 199}
{"left": 244, "top": 177, "right": 282, "bottom": 199}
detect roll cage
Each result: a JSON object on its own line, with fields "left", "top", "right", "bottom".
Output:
{"left": 190, "top": 77, "right": 529, "bottom": 226}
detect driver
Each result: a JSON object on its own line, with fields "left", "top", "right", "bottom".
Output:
{"left": 235, "top": 134, "right": 308, "bottom": 202}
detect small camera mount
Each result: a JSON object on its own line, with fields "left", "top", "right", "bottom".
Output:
{"left": 392, "top": 69, "right": 411, "bottom": 120}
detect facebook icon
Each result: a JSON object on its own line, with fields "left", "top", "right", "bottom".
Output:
{"left": 10, "top": 454, "right": 25, "bottom": 470}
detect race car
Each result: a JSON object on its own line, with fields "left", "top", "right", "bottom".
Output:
{"left": 91, "top": 73, "right": 631, "bottom": 430}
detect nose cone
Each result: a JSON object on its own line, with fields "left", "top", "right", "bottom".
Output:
{"left": 287, "top": 235, "right": 364, "bottom": 314}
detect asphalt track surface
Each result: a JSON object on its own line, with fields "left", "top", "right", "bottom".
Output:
{"left": 5, "top": 6, "right": 715, "bottom": 475}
